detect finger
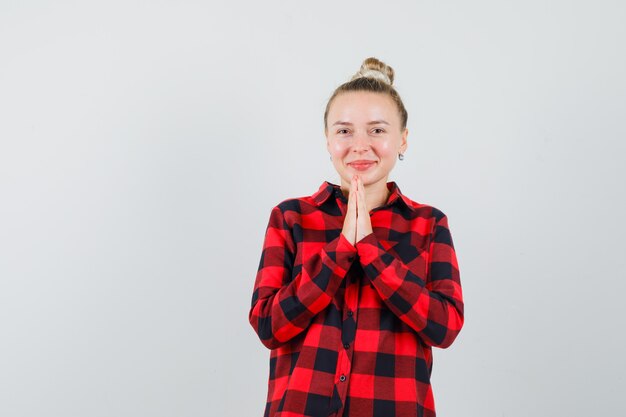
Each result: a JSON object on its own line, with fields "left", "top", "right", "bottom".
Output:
{"left": 348, "top": 175, "right": 357, "bottom": 212}
{"left": 343, "top": 176, "right": 358, "bottom": 245}
{"left": 355, "top": 176, "right": 373, "bottom": 241}
{"left": 356, "top": 176, "right": 367, "bottom": 213}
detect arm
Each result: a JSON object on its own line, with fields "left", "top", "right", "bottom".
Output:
{"left": 356, "top": 213, "right": 464, "bottom": 348}
{"left": 249, "top": 205, "right": 357, "bottom": 349}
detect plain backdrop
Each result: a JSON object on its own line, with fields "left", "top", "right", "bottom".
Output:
{"left": 1, "top": 1, "right": 625, "bottom": 416}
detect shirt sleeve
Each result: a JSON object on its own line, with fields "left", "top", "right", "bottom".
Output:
{"left": 249, "top": 205, "right": 358, "bottom": 349}
{"left": 355, "top": 214, "right": 464, "bottom": 348}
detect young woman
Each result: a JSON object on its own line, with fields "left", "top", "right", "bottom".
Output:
{"left": 249, "top": 57, "right": 464, "bottom": 417}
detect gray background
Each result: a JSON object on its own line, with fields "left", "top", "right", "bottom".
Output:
{"left": 1, "top": 1, "right": 625, "bottom": 416}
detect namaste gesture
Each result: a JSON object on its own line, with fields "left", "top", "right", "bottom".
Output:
{"left": 341, "top": 174, "right": 374, "bottom": 246}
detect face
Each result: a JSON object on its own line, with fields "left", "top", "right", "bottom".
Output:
{"left": 325, "top": 91, "right": 408, "bottom": 190}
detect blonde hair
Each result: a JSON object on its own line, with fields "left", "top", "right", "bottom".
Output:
{"left": 324, "top": 57, "right": 408, "bottom": 132}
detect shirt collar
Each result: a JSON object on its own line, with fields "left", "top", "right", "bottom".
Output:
{"left": 312, "top": 180, "right": 415, "bottom": 212}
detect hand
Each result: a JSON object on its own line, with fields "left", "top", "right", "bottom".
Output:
{"left": 341, "top": 175, "right": 358, "bottom": 245}
{"left": 355, "top": 175, "right": 373, "bottom": 242}
{"left": 341, "top": 175, "right": 373, "bottom": 246}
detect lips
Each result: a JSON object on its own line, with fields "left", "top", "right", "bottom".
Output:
{"left": 348, "top": 160, "right": 377, "bottom": 171}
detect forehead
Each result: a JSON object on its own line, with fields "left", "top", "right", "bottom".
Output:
{"left": 328, "top": 91, "right": 399, "bottom": 124}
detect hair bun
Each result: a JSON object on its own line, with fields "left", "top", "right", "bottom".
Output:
{"left": 351, "top": 57, "right": 395, "bottom": 85}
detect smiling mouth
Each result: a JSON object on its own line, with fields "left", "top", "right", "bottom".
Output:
{"left": 348, "top": 161, "right": 376, "bottom": 171}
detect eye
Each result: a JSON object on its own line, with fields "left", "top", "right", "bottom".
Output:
{"left": 337, "top": 129, "right": 350, "bottom": 135}
{"left": 372, "top": 128, "right": 386, "bottom": 134}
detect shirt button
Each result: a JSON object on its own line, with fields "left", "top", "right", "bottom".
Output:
{"left": 339, "top": 374, "right": 346, "bottom": 382}
{"left": 344, "top": 344, "right": 350, "bottom": 349}
{"left": 347, "top": 310, "right": 353, "bottom": 317}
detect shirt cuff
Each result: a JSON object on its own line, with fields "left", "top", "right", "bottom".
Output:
{"left": 335, "top": 232, "right": 358, "bottom": 265}
{"left": 355, "top": 232, "right": 381, "bottom": 266}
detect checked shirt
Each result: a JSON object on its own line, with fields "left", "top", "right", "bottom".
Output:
{"left": 249, "top": 181, "right": 464, "bottom": 417}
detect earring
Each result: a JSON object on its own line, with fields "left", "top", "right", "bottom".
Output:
{"left": 398, "top": 153, "right": 404, "bottom": 161}
{"left": 329, "top": 155, "right": 332, "bottom": 161}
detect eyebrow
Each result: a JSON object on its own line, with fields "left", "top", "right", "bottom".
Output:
{"left": 332, "top": 120, "right": 390, "bottom": 126}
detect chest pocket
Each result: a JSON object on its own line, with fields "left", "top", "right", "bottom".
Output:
{"left": 377, "top": 232, "right": 429, "bottom": 282}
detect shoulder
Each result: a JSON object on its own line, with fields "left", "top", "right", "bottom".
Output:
{"left": 271, "top": 182, "right": 331, "bottom": 215}
{"left": 272, "top": 194, "right": 318, "bottom": 215}
{"left": 263, "top": 194, "right": 321, "bottom": 236}
{"left": 398, "top": 192, "right": 448, "bottom": 223}
{"left": 264, "top": 189, "right": 323, "bottom": 227}
{"left": 275, "top": 197, "right": 310, "bottom": 213}
{"left": 399, "top": 196, "right": 455, "bottom": 245}
{"left": 270, "top": 181, "right": 338, "bottom": 212}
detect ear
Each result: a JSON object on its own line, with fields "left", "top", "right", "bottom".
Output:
{"left": 399, "top": 128, "right": 408, "bottom": 153}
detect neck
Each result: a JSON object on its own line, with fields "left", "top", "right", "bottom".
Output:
{"left": 340, "top": 179, "right": 390, "bottom": 212}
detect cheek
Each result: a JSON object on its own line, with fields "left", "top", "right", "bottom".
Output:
{"left": 376, "top": 141, "right": 396, "bottom": 157}
{"left": 329, "top": 142, "right": 349, "bottom": 157}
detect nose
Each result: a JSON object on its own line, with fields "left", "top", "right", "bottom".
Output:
{"left": 352, "top": 131, "right": 371, "bottom": 152}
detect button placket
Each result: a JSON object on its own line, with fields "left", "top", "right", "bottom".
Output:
{"left": 336, "top": 268, "right": 359, "bottom": 402}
